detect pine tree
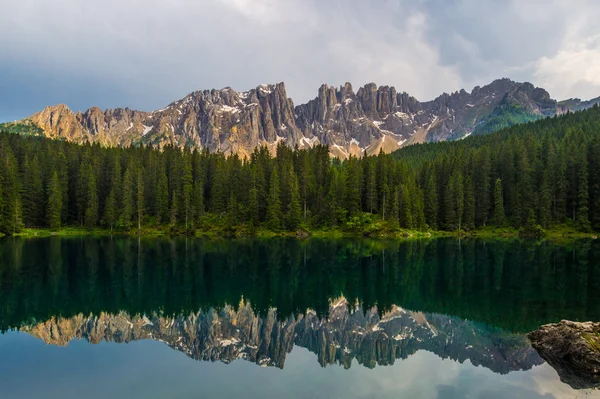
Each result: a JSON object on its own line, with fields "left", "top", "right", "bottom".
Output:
{"left": 46, "top": 171, "right": 62, "bottom": 230}
{"left": 227, "top": 191, "right": 238, "bottom": 226}
{"left": 399, "top": 184, "right": 412, "bottom": 228}
{"left": 411, "top": 185, "right": 426, "bottom": 230}
{"left": 389, "top": 185, "right": 400, "bottom": 229}
{"left": 103, "top": 187, "right": 117, "bottom": 232}
{"left": 576, "top": 152, "right": 591, "bottom": 231}
{"left": 211, "top": 158, "right": 227, "bottom": 214}
{"left": 120, "top": 163, "right": 134, "bottom": 228}
{"left": 136, "top": 168, "right": 144, "bottom": 232}
{"left": 0, "top": 148, "right": 22, "bottom": 234}
{"left": 365, "top": 160, "right": 377, "bottom": 214}
{"left": 538, "top": 169, "right": 552, "bottom": 228}
{"left": 474, "top": 149, "right": 491, "bottom": 227}
{"left": 589, "top": 137, "right": 600, "bottom": 231}
{"left": 424, "top": 171, "right": 438, "bottom": 229}
{"left": 266, "top": 166, "right": 282, "bottom": 230}
{"left": 22, "top": 156, "right": 44, "bottom": 226}
{"left": 248, "top": 170, "right": 259, "bottom": 227}
{"left": 83, "top": 164, "right": 98, "bottom": 228}
{"left": 170, "top": 190, "right": 178, "bottom": 227}
{"left": 181, "top": 155, "right": 193, "bottom": 229}
{"left": 192, "top": 179, "right": 204, "bottom": 227}
{"left": 463, "top": 175, "right": 475, "bottom": 230}
{"left": 445, "top": 170, "right": 464, "bottom": 231}
{"left": 156, "top": 171, "right": 169, "bottom": 224}
{"left": 286, "top": 167, "right": 302, "bottom": 230}
{"left": 344, "top": 157, "right": 361, "bottom": 216}
{"left": 493, "top": 178, "right": 505, "bottom": 226}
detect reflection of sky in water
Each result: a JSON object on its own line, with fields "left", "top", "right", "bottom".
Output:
{"left": 0, "top": 331, "right": 594, "bottom": 399}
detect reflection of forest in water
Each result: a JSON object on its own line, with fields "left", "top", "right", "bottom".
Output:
{"left": 1, "top": 237, "right": 599, "bottom": 333}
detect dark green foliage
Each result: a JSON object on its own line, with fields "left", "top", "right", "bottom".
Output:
{"left": 1, "top": 104, "right": 600, "bottom": 234}
{"left": 2, "top": 238, "right": 600, "bottom": 333}
{"left": 493, "top": 178, "right": 505, "bottom": 226}
{"left": 286, "top": 167, "right": 302, "bottom": 230}
{"left": 473, "top": 104, "right": 542, "bottom": 136}
{"left": 46, "top": 171, "right": 62, "bottom": 230}
{"left": 266, "top": 166, "right": 282, "bottom": 230}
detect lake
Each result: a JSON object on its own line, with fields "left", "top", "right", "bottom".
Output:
{"left": 0, "top": 237, "right": 599, "bottom": 398}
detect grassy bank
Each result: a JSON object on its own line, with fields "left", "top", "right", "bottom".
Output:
{"left": 7, "top": 224, "right": 596, "bottom": 241}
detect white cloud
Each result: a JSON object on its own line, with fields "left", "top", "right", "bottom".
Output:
{"left": 534, "top": 35, "right": 600, "bottom": 100}
{"left": 0, "top": 0, "right": 599, "bottom": 119}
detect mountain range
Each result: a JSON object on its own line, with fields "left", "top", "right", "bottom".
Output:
{"left": 23, "top": 298, "right": 541, "bottom": 373}
{"left": 4, "top": 78, "right": 600, "bottom": 158}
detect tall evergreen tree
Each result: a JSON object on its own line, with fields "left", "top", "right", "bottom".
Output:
{"left": 120, "top": 163, "right": 134, "bottom": 228}
{"left": 424, "top": 171, "right": 438, "bottom": 229}
{"left": 344, "top": 157, "right": 361, "bottom": 216}
{"left": 493, "top": 178, "right": 505, "bottom": 226}
{"left": 156, "top": 171, "right": 169, "bottom": 224}
{"left": 576, "top": 152, "right": 591, "bottom": 231}
{"left": 83, "top": 164, "right": 98, "bottom": 228}
{"left": 136, "top": 168, "right": 144, "bottom": 231}
{"left": 181, "top": 156, "right": 193, "bottom": 230}
{"left": 445, "top": 170, "right": 464, "bottom": 231}
{"left": 266, "top": 166, "right": 282, "bottom": 230}
{"left": 463, "top": 175, "right": 475, "bottom": 230}
{"left": 286, "top": 167, "right": 302, "bottom": 230}
{"left": 46, "top": 171, "right": 62, "bottom": 230}
{"left": 538, "top": 169, "right": 552, "bottom": 228}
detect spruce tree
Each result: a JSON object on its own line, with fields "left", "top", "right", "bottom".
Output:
{"left": 266, "top": 166, "right": 282, "bottom": 230}
{"left": 156, "top": 171, "right": 169, "bottom": 224}
{"left": 83, "top": 164, "right": 98, "bottom": 228}
{"left": 46, "top": 171, "right": 62, "bottom": 230}
{"left": 445, "top": 171, "right": 464, "bottom": 231}
{"left": 424, "top": 172, "right": 438, "bottom": 229}
{"left": 389, "top": 186, "right": 400, "bottom": 229}
{"left": 286, "top": 167, "right": 302, "bottom": 230}
{"left": 181, "top": 155, "right": 193, "bottom": 229}
{"left": 344, "top": 157, "right": 361, "bottom": 216}
{"left": 170, "top": 190, "right": 178, "bottom": 227}
{"left": 399, "top": 184, "right": 412, "bottom": 229}
{"left": 493, "top": 178, "right": 505, "bottom": 226}
{"left": 0, "top": 148, "right": 22, "bottom": 234}
{"left": 192, "top": 179, "right": 204, "bottom": 227}
{"left": 538, "top": 169, "right": 552, "bottom": 228}
{"left": 248, "top": 170, "right": 260, "bottom": 227}
{"left": 365, "top": 160, "right": 377, "bottom": 213}
{"left": 120, "top": 163, "right": 134, "bottom": 228}
{"left": 576, "top": 152, "right": 591, "bottom": 231}
{"left": 463, "top": 175, "right": 475, "bottom": 230}
{"left": 103, "top": 188, "right": 117, "bottom": 232}
{"left": 136, "top": 168, "right": 144, "bottom": 231}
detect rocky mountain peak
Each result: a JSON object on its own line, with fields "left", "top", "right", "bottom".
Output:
{"left": 22, "top": 300, "right": 542, "bottom": 373}
{"left": 11, "top": 78, "right": 600, "bottom": 159}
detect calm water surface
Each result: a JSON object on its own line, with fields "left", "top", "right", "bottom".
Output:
{"left": 0, "top": 237, "right": 599, "bottom": 398}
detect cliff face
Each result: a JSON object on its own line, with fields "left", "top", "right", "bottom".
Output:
{"left": 12, "top": 78, "right": 595, "bottom": 158}
{"left": 23, "top": 299, "right": 541, "bottom": 373}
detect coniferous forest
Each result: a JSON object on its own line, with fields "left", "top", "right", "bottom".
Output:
{"left": 1, "top": 105, "right": 600, "bottom": 236}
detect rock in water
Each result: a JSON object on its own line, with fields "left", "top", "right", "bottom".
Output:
{"left": 528, "top": 320, "right": 600, "bottom": 389}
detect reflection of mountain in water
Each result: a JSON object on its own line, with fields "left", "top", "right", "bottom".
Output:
{"left": 24, "top": 299, "right": 541, "bottom": 374}
{"left": 2, "top": 237, "right": 600, "bottom": 334}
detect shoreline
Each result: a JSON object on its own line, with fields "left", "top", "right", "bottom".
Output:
{"left": 3, "top": 225, "right": 596, "bottom": 241}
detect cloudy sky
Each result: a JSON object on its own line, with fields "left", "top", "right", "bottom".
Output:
{"left": 1, "top": 0, "right": 600, "bottom": 122}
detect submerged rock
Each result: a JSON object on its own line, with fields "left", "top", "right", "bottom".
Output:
{"left": 528, "top": 320, "right": 600, "bottom": 389}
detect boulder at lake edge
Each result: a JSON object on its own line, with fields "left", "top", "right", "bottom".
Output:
{"left": 528, "top": 320, "right": 600, "bottom": 389}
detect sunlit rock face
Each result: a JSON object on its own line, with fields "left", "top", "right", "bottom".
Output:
{"left": 23, "top": 298, "right": 541, "bottom": 373}
{"left": 11, "top": 78, "right": 598, "bottom": 159}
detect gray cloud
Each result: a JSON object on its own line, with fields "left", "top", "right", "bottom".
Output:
{"left": 1, "top": 0, "right": 599, "bottom": 122}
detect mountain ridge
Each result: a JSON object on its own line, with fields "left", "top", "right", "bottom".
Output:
{"left": 4, "top": 78, "right": 598, "bottom": 158}
{"left": 22, "top": 299, "right": 541, "bottom": 373}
